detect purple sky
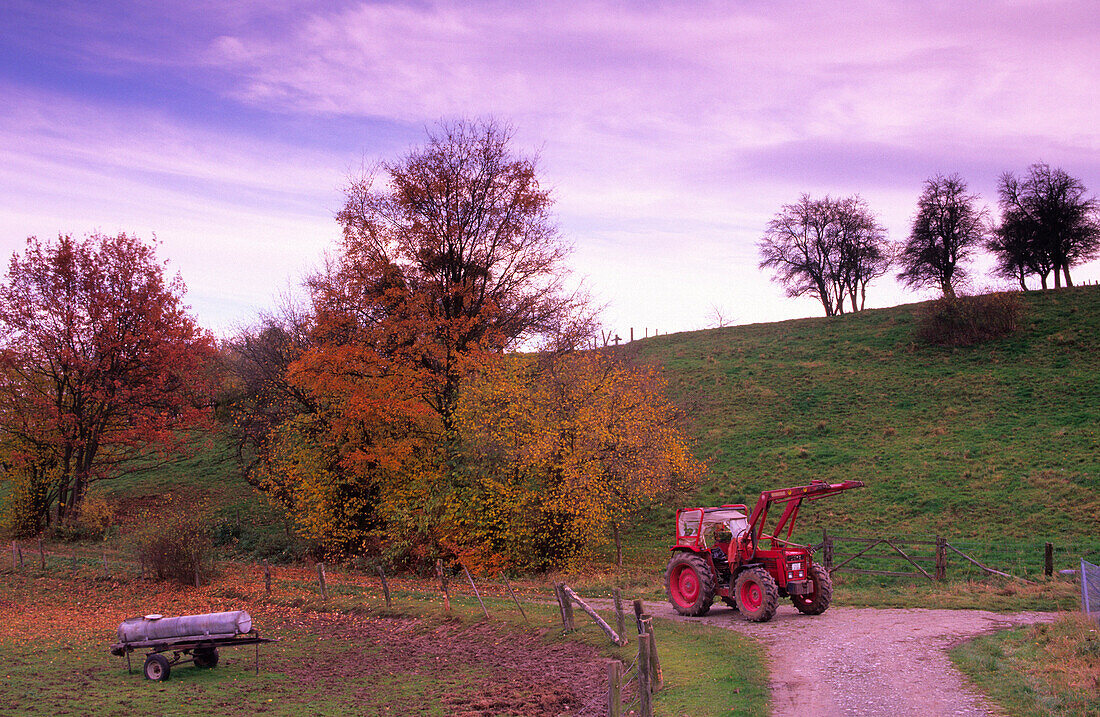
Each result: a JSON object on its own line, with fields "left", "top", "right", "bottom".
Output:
{"left": 2, "top": 0, "right": 1099, "bottom": 336}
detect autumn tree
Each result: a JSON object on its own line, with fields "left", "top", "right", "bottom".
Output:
{"left": 897, "top": 174, "right": 988, "bottom": 297}
{"left": 251, "top": 119, "right": 594, "bottom": 560}
{"left": 758, "top": 194, "right": 890, "bottom": 316}
{"left": 332, "top": 118, "right": 590, "bottom": 428}
{"left": 452, "top": 349, "right": 703, "bottom": 571}
{"left": 991, "top": 163, "right": 1099, "bottom": 289}
{"left": 0, "top": 233, "right": 213, "bottom": 531}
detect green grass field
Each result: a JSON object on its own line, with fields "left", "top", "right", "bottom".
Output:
{"left": 625, "top": 286, "right": 1100, "bottom": 577}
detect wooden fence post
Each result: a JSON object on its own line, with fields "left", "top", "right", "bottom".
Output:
{"left": 317, "top": 562, "right": 327, "bottom": 600}
{"left": 823, "top": 529, "right": 834, "bottom": 570}
{"left": 436, "top": 560, "right": 451, "bottom": 611}
{"left": 638, "top": 632, "right": 653, "bottom": 717}
{"left": 607, "top": 660, "right": 622, "bottom": 717}
{"left": 554, "top": 584, "right": 575, "bottom": 631}
{"left": 613, "top": 588, "right": 626, "bottom": 640}
{"left": 1044, "top": 543, "right": 1054, "bottom": 577}
{"left": 264, "top": 560, "right": 272, "bottom": 595}
{"left": 640, "top": 617, "right": 663, "bottom": 689}
{"left": 377, "top": 565, "right": 391, "bottom": 608}
{"left": 935, "top": 536, "right": 947, "bottom": 580}
{"left": 632, "top": 599, "right": 645, "bottom": 634}
{"left": 501, "top": 573, "right": 529, "bottom": 624}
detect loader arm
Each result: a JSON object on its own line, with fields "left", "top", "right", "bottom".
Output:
{"left": 747, "top": 479, "right": 864, "bottom": 545}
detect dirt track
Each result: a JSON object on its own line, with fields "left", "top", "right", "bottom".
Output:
{"left": 644, "top": 601, "right": 1055, "bottom": 717}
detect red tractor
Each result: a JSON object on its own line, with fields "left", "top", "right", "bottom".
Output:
{"left": 664, "top": 479, "right": 864, "bottom": 622}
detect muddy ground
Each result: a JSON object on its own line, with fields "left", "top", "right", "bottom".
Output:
{"left": 276, "top": 613, "right": 611, "bottom": 716}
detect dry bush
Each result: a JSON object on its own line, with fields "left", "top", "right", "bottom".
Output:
{"left": 917, "top": 292, "right": 1023, "bottom": 347}
{"left": 134, "top": 508, "right": 215, "bottom": 586}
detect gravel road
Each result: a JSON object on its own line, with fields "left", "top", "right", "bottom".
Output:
{"left": 643, "top": 601, "right": 1055, "bottom": 717}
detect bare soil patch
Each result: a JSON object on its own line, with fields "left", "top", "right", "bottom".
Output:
{"left": 274, "top": 613, "right": 609, "bottom": 716}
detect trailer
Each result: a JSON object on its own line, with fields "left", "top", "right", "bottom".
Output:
{"left": 110, "top": 611, "right": 277, "bottom": 681}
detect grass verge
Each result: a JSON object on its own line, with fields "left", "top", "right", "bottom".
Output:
{"left": 951, "top": 613, "right": 1100, "bottom": 717}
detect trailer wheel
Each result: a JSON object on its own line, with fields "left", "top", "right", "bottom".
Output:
{"left": 664, "top": 552, "right": 715, "bottom": 616}
{"left": 143, "top": 653, "right": 171, "bottom": 681}
{"left": 791, "top": 564, "right": 832, "bottom": 615}
{"left": 193, "top": 647, "right": 219, "bottom": 668}
{"left": 734, "top": 567, "right": 779, "bottom": 622}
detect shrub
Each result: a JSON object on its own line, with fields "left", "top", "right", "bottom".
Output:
{"left": 134, "top": 508, "right": 214, "bottom": 585}
{"left": 917, "top": 292, "right": 1023, "bottom": 347}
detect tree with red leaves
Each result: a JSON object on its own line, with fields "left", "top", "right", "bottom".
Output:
{"left": 0, "top": 233, "right": 213, "bottom": 531}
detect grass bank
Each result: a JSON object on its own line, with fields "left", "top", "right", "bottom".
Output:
{"left": 951, "top": 613, "right": 1100, "bottom": 717}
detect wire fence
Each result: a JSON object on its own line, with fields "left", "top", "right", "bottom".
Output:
{"left": 1082, "top": 559, "right": 1100, "bottom": 624}
{"left": 816, "top": 531, "right": 1100, "bottom": 582}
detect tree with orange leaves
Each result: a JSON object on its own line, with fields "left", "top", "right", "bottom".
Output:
{"left": 252, "top": 120, "right": 594, "bottom": 559}
{"left": 0, "top": 233, "right": 213, "bottom": 532}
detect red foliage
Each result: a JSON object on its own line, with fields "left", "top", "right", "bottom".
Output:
{"left": 0, "top": 233, "right": 214, "bottom": 526}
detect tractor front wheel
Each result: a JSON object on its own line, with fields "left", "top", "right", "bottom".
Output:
{"left": 664, "top": 552, "right": 715, "bottom": 616}
{"left": 791, "top": 563, "right": 832, "bottom": 615}
{"left": 734, "top": 567, "right": 779, "bottom": 622}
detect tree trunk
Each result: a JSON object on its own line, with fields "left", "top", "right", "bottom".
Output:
{"left": 1040, "top": 272, "right": 1048, "bottom": 290}
{"left": 1062, "top": 264, "right": 1073, "bottom": 287}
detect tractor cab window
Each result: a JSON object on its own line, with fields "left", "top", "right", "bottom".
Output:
{"left": 677, "top": 509, "right": 703, "bottom": 541}
{"left": 728, "top": 515, "right": 749, "bottom": 540}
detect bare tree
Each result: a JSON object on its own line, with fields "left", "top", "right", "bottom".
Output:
{"left": 992, "top": 163, "right": 1099, "bottom": 289}
{"left": 898, "top": 174, "right": 988, "bottom": 297}
{"left": 758, "top": 194, "right": 890, "bottom": 316}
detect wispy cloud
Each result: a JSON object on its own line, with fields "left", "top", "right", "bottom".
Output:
{"left": 1, "top": 0, "right": 1098, "bottom": 333}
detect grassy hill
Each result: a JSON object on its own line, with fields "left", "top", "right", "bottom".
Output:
{"left": 79, "top": 286, "right": 1099, "bottom": 581}
{"left": 627, "top": 285, "right": 1099, "bottom": 573}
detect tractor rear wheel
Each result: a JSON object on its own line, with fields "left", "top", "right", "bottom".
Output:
{"left": 791, "top": 563, "right": 832, "bottom": 615}
{"left": 734, "top": 567, "right": 779, "bottom": 622}
{"left": 664, "top": 552, "right": 715, "bottom": 616}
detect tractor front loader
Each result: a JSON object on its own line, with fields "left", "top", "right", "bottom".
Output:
{"left": 664, "top": 479, "right": 864, "bottom": 622}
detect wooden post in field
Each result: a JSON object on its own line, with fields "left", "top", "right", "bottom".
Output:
{"left": 317, "top": 562, "right": 327, "bottom": 600}
{"left": 377, "top": 565, "right": 391, "bottom": 608}
{"left": 613, "top": 588, "right": 626, "bottom": 640}
{"left": 935, "top": 536, "right": 947, "bottom": 580}
{"left": 638, "top": 632, "right": 653, "bottom": 717}
{"left": 823, "top": 528, "right": 834, "bottom": 570}
{"left": 501, "top": 573, "right": 528, "bottom": 624}
{"left": 554, "top": 584, "right": 574, "bottom": 632}
{"left": 640, "top": 616, "right": 663, "bottom": 689}
{"left": 607, "top": 661, "right": 622, "bottom": 717}
{"left": 1044, "top": 543, "right": 1054, "bottom": 577}
{"left": 436, "top": 560, "right": 451, "bottom": 611}
{"left": 630, "top": 327, "right": 634, "bottom": 342}
{"left": 38, "top": 538, "right": 45, "bottom": 571}
{"left": 11, "top": 542, "right": 17, "bottom": 571}
{"left": 632, "top": 599, "right": 645, "bottom": 635}
{"left": 462, "top": 565, "right": 489, "bottom": 619}
{"left": 263, "top": 560, "right": 272, "bottom": 594}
